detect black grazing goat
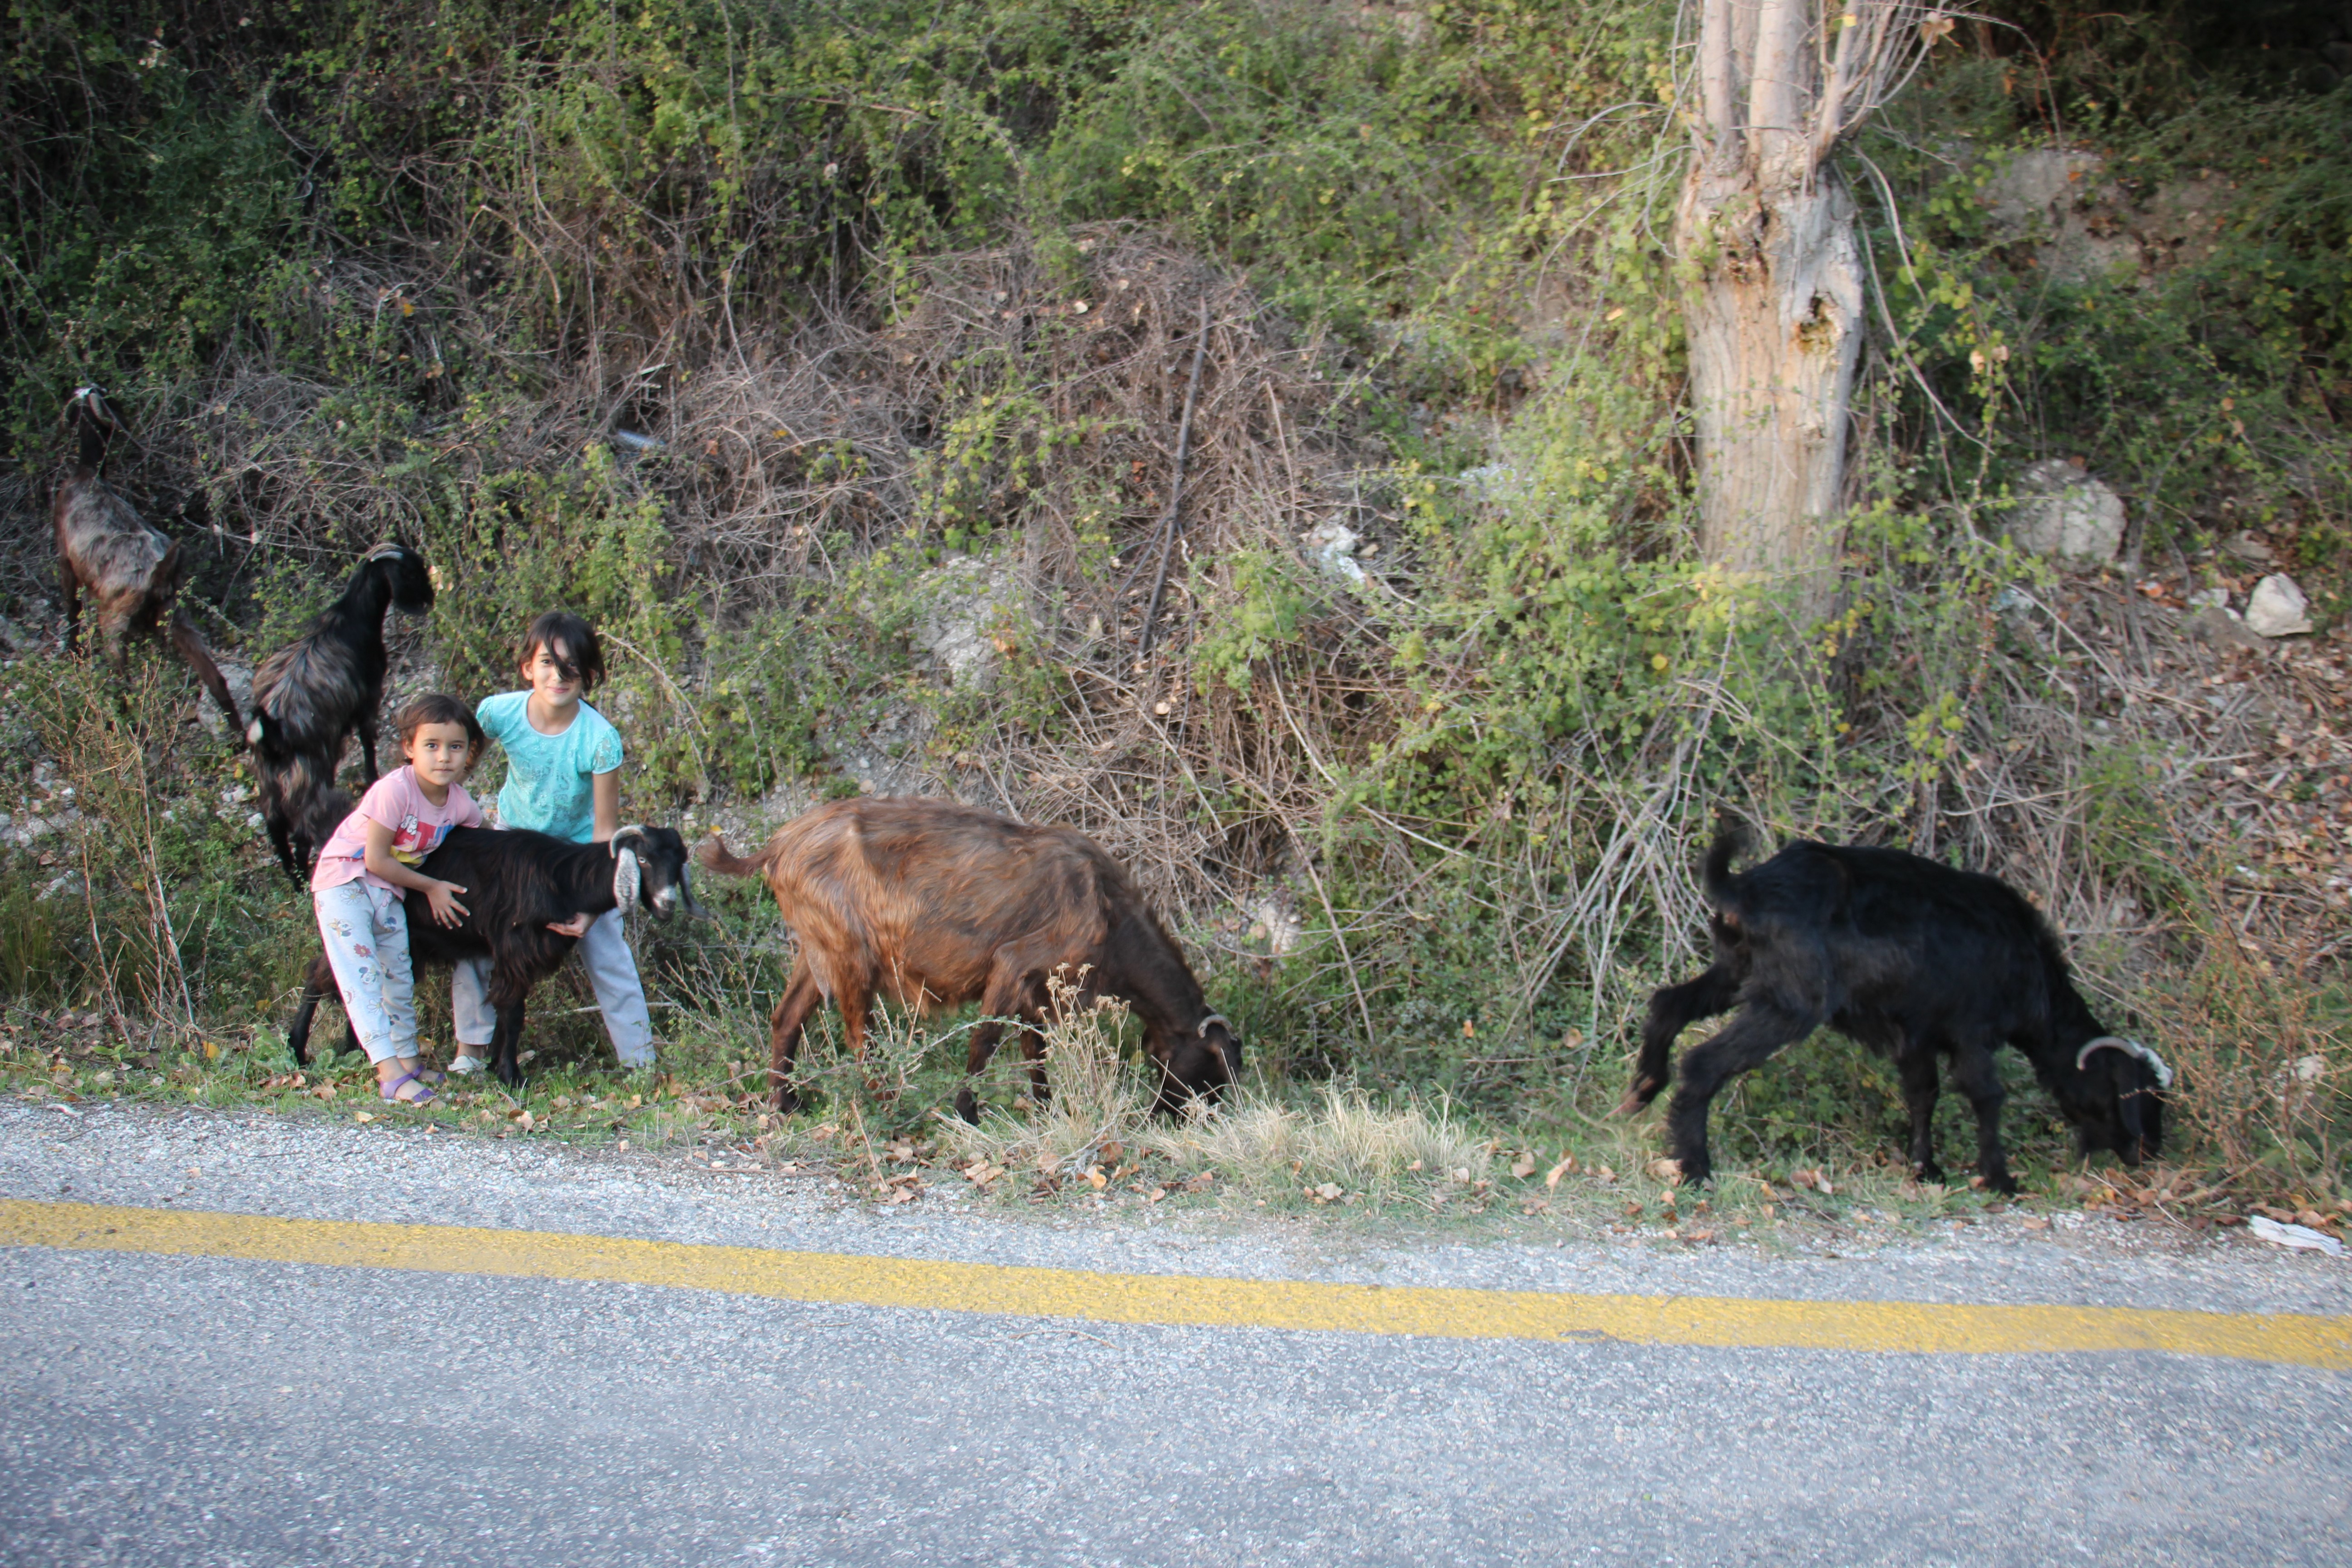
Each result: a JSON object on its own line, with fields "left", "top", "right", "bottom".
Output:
{"left": 247, "top": 542, "right": 436, "bottom": 885}
{"left": 288, "top": 824, "right": 696, "bottom": 1085}
{"left": 1621, "top": 826, "right": 2170, "bottom": 1192}
{"left": 54, "top": 387, "right": 240, "bottom": 730}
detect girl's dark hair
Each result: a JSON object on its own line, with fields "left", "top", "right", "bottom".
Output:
{"left": 517, "top": 610, "right": 606, "bottom": 693}
{"left": 397, "top": 693, "right": 487, "bottom": 770}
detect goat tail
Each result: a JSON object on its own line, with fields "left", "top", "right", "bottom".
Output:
{"left": 695, "top": 831, "right": 773, "bottom": 879}
{"left": 1700, "top": 819, "right": 1748, "bottom": 913}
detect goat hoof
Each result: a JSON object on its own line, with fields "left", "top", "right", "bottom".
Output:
{"left": 772, "top": 1087, "right": 801, "bottom": 1116}
{"left": 1984, "top": 1171, "right": 2019, "bottom": 1196}
{"left": 954, "top": 1088, "right": 982, "bottom": 1126}
{"left": 1915, "top": 1162, "right": 1946, "bottom": 1186}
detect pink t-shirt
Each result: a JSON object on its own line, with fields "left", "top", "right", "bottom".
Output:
{"left": 309, "top": 766, "right": 485, "bottom": 893}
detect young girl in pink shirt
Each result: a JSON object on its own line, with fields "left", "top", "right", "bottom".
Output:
{"left": 309, "top": 694, "right": 486, "bottom": 1105}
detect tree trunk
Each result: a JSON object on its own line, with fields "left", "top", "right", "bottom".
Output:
{"left": 1676, "top": 161, "right": 1865, "bottom": 595}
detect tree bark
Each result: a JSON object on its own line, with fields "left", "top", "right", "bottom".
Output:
{"left": 1676, "top": 162, "right": 1865, "bottom": 593}
{"left": 1675, "top": 0, "right": 1938, "bottom": 599}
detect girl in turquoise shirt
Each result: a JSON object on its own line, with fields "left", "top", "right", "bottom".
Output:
{"left": 448, "top": 611, "right": 657, "bottom": 1073}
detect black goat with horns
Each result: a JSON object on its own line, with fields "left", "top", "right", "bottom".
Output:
{"left": 288, "top": 824, "right": 698, "bottom": 1086}
{"left": 1622, "top": 824, "right": 2170, "bottom": 1192}
{"left": 247, "top": 542, "right": 436, "bottom": 885}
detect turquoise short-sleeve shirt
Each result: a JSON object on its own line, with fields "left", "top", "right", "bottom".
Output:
{"left": 476, "top": 691, "right": 623, "bottom": 844}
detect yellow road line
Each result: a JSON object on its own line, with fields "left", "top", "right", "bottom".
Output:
{"left": 5, "top": 1198, "right": 2348, "bottom": 1367}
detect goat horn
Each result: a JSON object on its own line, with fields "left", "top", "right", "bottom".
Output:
{"left": 2077, "top": 1036, "right": 2175, "bottom": 1091}
{"left": 610, "top": 824, "right": 647, "bottom": 851}
{"left": 363, "top": 541, "right": 406, "bottom": 562}
{"left": 1196, "top": 1012, "right": 1231, "bottom": 1038}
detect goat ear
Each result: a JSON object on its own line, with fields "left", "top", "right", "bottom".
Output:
{"left": 612, "top": 848, "right": 642, "bottom": 909}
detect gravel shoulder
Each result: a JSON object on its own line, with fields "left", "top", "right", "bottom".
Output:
{"left": 6, "top": 1099, "right": 2347, "bottom": 1318}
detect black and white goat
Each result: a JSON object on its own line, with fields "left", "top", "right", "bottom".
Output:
{"left": 54, "top": 387, "right": 241, "bottom": 730}
{"left": 247, "top": 542, "right": 436, "bottom": 884}
{"left": 1621, "top": 826, "right": 2170, "bottom": 1192}
{"left": 287, "top": 824, "right": 696, "bottom": 1086}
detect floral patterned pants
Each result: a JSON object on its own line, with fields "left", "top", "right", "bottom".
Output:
{"left": 312, "top": 880, "right": 417, "bottom": 1065}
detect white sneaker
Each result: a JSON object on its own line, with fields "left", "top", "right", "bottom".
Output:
{"left": 449, "top": 1054, "right": 488, "bottom": 1076}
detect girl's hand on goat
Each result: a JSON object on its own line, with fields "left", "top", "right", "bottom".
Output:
{"left": 544, "top": 911, "right": 595, "bottom": 938}
{"left": 422, "top": 880, "right": 470, "bottom": 927}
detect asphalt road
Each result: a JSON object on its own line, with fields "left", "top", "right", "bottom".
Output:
{"left": 2, "top": 1102, "right": 2348, "bottom": 1567}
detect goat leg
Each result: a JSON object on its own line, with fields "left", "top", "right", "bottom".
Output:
{"left": 955, "top": 1017, "right": 1009, "bottom": 1125}
{"left": 1946, "top": 1038, "right": 2016, "bottom": 1195}
{"left": 1622, "top": 962, "right": 1740, "bottom": 1114}
{"left": 59, "top": 559, "right": 80, "bottom": 654}
{"left": 1898, "top": 1044, "right": 1946, "bottom": 1184}
{"left": 957, "top": 952, "right": 1049, "bottom": 1124}
{"left": 167, "top": 608, "right": 241, "bottom": 733}
{"left": 287, "top": 953, "right": 336, "bottom": 1067}
{"left": 492, "top": 997, "right": 529, "bottom": 1088}
{"left": 1663, "top": 999, "right": 1818, "bottom": 1185}
{"left": 358, "top": 713, "right": 381, "bottom": 784}
{"left": 1019, "top": 1020, "right": 1050, "bottom": 1109}
{"left": 267, "top": 816, "right": 305, "bottom": 890}
{"left": 766, "top": 967, "right": 824, "bottom": 1113}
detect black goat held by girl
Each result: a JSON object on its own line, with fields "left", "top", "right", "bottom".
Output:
{"left": 247, "top": 542, "right": 436, "bottom": 884}
{"left": 288, "top": 824, "right": 696, "bottom": 1085}
{"left": 53, "top": 387, "right": 240, "bottom": 730}
{"left": 1622, "top": 826, "right": 2170, "bottom": 1192}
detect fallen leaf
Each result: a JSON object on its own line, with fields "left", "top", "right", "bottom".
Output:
{"left": 1315, "top": 1182, "right": 1343, "bottom": 1202}
{"left": 353, "top": 1112, "right": 373, "bottom": 1125}
{"left": 1510, "top": 1153, "right": 1537, "bottom": 1179}
{"left": 1544, "top": 1156, "right": 1573, "bottom": 1191}
{"left": 1147, "top": 1186, "right": 1166, "bottom": 1202}
{"left": 1647, "top": 1158, "right": 1682, "bottom": 1181}
{"left": 2021, "top": 1216, "right": 2052, "bottom": 1231}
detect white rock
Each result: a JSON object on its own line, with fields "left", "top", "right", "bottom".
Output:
{"left": 2244, "top": 573, "right": 2313, "bottom": 638}
{"left": 911, "top": 558, "right": 1025, "bottom": 688}
{"left": 1245, "top": 895, "right": 1304, "bottom": 957}
{"left": 1302, "top": 520, "right": 1367, "bottom": 586}
{"left": 2009, "top": 460, "right": 2125, "bottom": 561}
{"left": 1979, "top": 147, "right": 2141, "bottom": 282}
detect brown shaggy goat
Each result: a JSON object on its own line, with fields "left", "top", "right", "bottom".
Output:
{"left": 697, "top": 797, "right": 1240, "bottom": 1120}
{"left": 54, "top": 387, "right": 239, "bottom": 730}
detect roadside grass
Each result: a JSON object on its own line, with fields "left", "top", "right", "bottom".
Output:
{"left": 12, "top": 970, "right": 2330, "bottom": 1252}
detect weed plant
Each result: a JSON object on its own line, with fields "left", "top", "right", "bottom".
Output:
{"left": 0, "top": 1, "right": 2344, "bottom": 1215}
